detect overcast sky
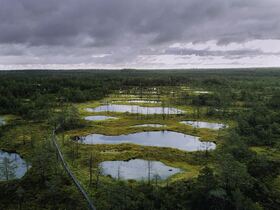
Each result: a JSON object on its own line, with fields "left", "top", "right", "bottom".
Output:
{"left": 1, "top": 0, "right": 280, "bottom": 70}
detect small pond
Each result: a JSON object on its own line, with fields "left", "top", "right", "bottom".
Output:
{"left": 0, "top": 116, "right": 5, "bottom": 126}
{"left": 86, "top": 104, "right": 184, "bottom": 115}
{"left": 77, "top": 131, "right": 215, "bottom": 151}
{"left": 100, "top": 159, "right": 181, "bottom": 180}
{"left": 132, "top": 124, "right": 166, "bottom": 128}
{"left": 85, "top": 116, "right": 118, "bottom": 121}
{"left": 0, "top": 150, "right": 30, "bottom": 181}
{"left": 180, "top": 121, "right": 226, "bottom": 130}
{"left": 193, "top": 91, "right": 211, "bottom": 94}
{"left": 127, "top": 100, "right": 160, "bottom": 104}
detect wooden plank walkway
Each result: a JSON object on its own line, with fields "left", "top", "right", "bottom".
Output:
{"left": 51, "top": 131, "right": 96, "bottom": 210}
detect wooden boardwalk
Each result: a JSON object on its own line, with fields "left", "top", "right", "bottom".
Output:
{"left": 51, "top": 131, "right": 96, "bottom": 210}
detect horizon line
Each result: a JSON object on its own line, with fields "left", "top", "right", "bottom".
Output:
{"left": 1, "top": 67, "right": 280, "bottom": 71}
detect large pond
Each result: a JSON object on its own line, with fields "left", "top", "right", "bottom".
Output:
{"left": 0, "top": 150, "right": 30, "bottom": 181}
{"left": 77, "top": 131, "right": 215, "bottom": 151}
{"left": 100, "top": 159, "right": 181, "bottom": 180}
{"left": 86, "top": 104, "right": 184, "bottom": 115}
{"left": 0, "top": 116, "right": 5, "bottom": 126}
{"left": 85, "top": 116, "right": 118, "bottom": 121}
{"left": 180, "top": 121, "right": 226, "bottom": 130}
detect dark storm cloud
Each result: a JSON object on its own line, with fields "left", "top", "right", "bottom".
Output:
{"left": 1, "top": 0, "right": 280, "bottom": 47}
{"left": 0, "top": 0, "right": 280, "bottom": 68}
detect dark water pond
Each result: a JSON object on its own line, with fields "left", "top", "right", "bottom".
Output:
{"left": 100, "top": 159, "right": 181, "bottom": 180}
{"left": 85, "top": 116, "right": 117, "bottom": 121}
{"left": 86, "top": 104, "right": 184, "bottom": 114}
{"left": 180, "top": 121, "right": 226, "bottom": 130}
{"left": 0, "top": 150, "right": 30, "bottom": 181}
{"left": 78, "top": 131, "right": 215, "bottom": 151}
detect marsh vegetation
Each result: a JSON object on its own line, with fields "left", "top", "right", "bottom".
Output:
{"left": 0, "top": 69, "right": 279, "bottom": 210}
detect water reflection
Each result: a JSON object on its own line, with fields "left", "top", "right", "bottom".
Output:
{"left": 0, "top": 150, "right": 30, "bottom": 181}
{"left": 85, "top": 116, "right": 117, "bottom": 121}
{"left": 100, "top": 159, "right": 181, "bottom": 180}
{"left": 78, "top": 131, "right": 215, "bottom": 152}
{"left": 86, "top": 104, "right": 184, "bottom": 115}
{"left": 180, "top": 121, "right": 226, "bottom": 130}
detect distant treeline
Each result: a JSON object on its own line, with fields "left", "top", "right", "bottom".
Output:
{"left": 1, "top": 69, "right": 279, "bottom": 119}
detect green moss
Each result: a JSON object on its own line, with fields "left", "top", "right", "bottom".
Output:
{"left": 57, "top": 92, "right": 231, "bottom": 188}
{"left": 250, "top": 146, "right": 280, "bottom": 161}
{"left": 0, "top": 122, "right": 50, "bottom": 160}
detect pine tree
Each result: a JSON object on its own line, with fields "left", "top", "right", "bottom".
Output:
{"left": 0, "top": 157, "right": 17, "bottom": 181}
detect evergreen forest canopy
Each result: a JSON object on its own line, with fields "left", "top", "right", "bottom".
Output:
{"left": 0, "top": 68, "right": 279, "bottom": 210}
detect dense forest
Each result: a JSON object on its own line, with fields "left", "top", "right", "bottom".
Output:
{"left": 0, "top": 69, "right": 279, "bottom": 210}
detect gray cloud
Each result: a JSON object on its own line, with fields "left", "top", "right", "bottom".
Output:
{"left": 0, "top": 0, "right": 280, "bottom": 68}
{"left": 164, "top": 47, "right": 280, "bottom": 59}
{"left": 1, "top": 0, "right": 280, "bottom": 46}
